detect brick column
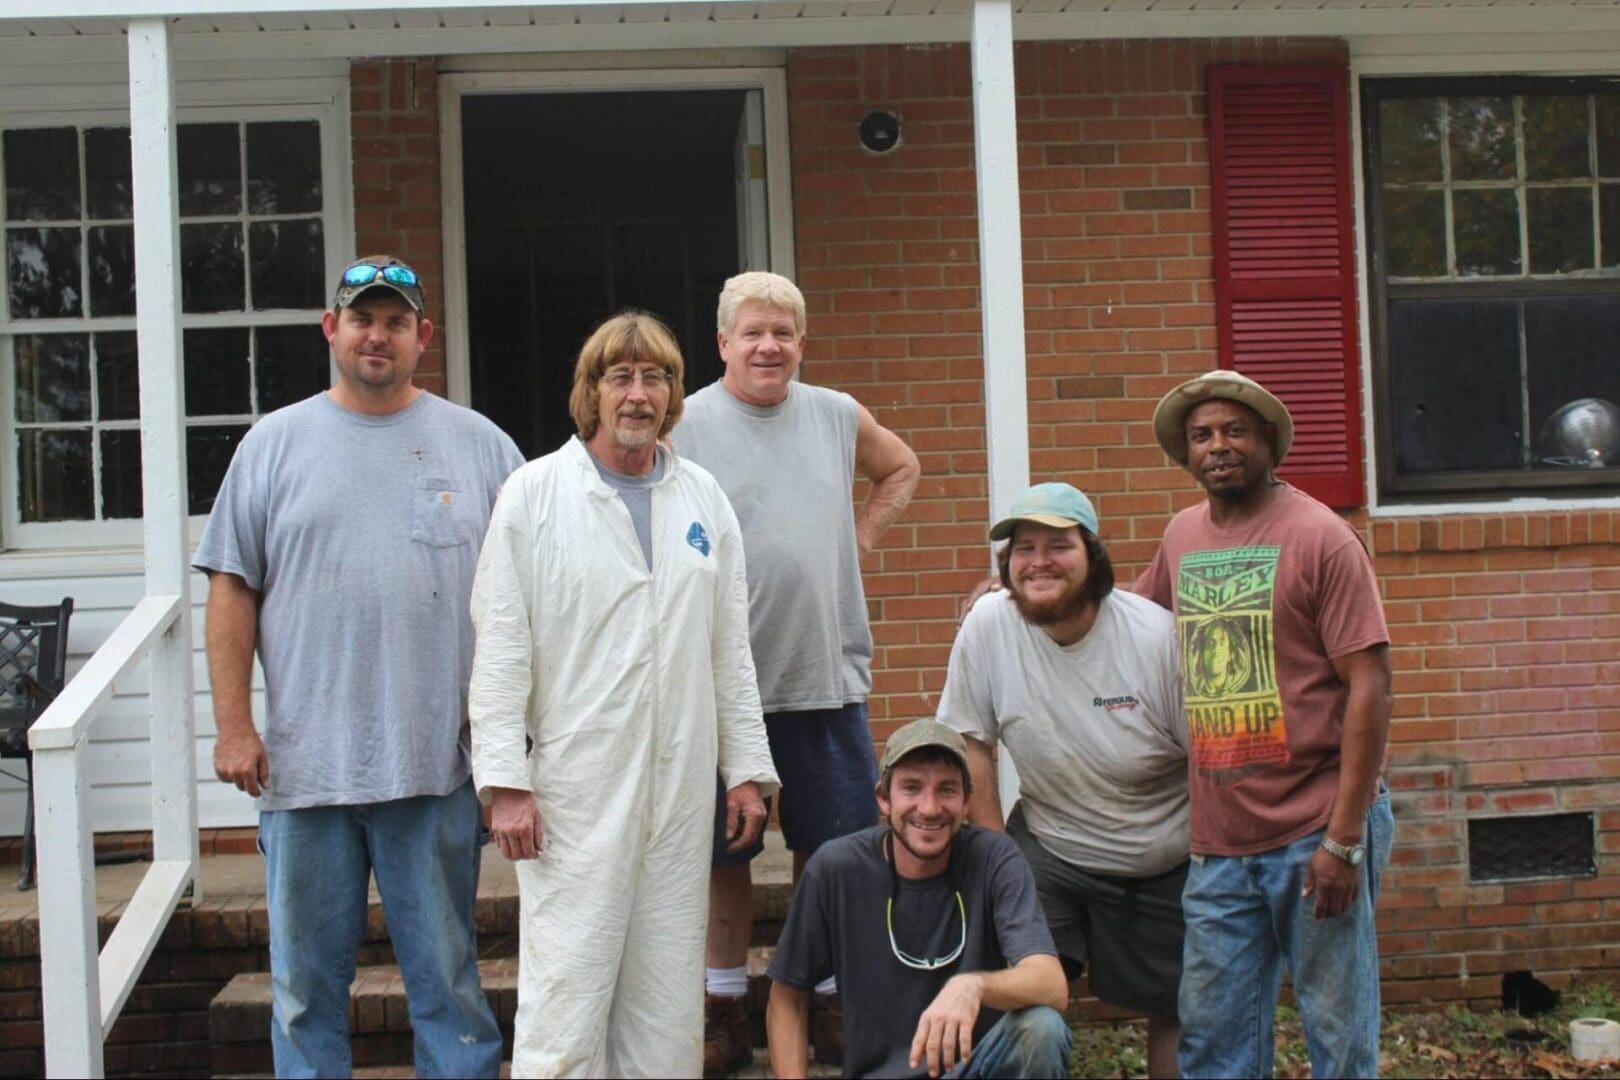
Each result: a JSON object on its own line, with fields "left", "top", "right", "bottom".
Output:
{"left": 350, "top": 59, "right": 447, "bottom": 395}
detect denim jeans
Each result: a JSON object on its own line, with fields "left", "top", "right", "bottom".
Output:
{"left": 260, "top": 780, "right": 503, "bottom": 1078}
{"left": 1178, "top": 788, "right": 1394, "bottom": 1079}
{"left": 945, "top": 1005, "right": 1073, "bottom": 1079}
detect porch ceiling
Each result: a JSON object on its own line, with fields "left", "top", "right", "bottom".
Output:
{"left": 6, "top": 0, "right": 1620, "bottom": 61}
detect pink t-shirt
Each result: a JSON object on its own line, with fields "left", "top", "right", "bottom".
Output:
{"left": 1137, "top": 484, "right": 1388, "bottom": 857}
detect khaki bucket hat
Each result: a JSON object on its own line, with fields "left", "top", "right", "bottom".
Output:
{"left": 1152, "top": 369, "right": 1294, "bottom": 466}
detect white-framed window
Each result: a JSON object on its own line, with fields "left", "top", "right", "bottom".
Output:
{"left": 0, "top": 102, "right": 348, "bottom": 550}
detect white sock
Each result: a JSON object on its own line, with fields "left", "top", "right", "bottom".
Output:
{"left": 814, "top": 975, "right": 838, "bottom": 997}
{"left": 706, "top": 965, "right": 749, "bottom": 998}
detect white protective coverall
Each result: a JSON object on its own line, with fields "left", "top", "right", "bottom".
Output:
{"left": 468, "top": 436, "right": 778, "bottom": 1078}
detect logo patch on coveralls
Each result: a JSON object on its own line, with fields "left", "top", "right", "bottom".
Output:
{"left": 687, "top": 522, "right": 711, "bottom": 556}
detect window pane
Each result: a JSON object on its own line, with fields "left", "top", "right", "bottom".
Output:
{"left": 249, "top": 219, "right": 325, "bottom": 310}
{"left": 18, "top": 429, "right": 92, "bottom": 522}
{"left": 187, "top": 425, "right": 248, "bottom": 515}
{"left": 96, "top": 331, "right": 140, "bottom": 421}
{"left": 1527, "top": 187, "right": 1595, "bottom": 274}
{"left": 84, "top": 127, "right": 133, "bottom": 220}
{"left": 1448, "top": 97, "right": 1516, "bottom": 181}
{"left": 177, "top": 123, "right": 241, "bottom": 216}
{"left": 1383, "top": 188, "right": 1447, "bottom": 277}
{"left": 1453, "top": 189, "right": 1521, "bottom": 276}
{"left": 1525, "top": 295, "right": 1620, "bottom": 467}
{"left": 246, "top": 121, "right": 322, "bottom": 214}
{"left": 1524, "top": 95, "right": 1592, "bottom": 181}
{"left": 183, "top": 327, "right": 251, "bottom": 416}
{"left": 1601, "top": 185, "right": 1620, "bottom": 267}
{"left": 14, "top": 333, "right": 90, "bottom": 423}
{"left": 8, "top": 226, "right": 82, "bottom": 318}
{"left": 1389, "top": 299, "right": 1524, "bottom": 473}
{"left": 256, "top": 324, "right": 329, "bottom": 412}
{"left": 4, "top": 128, "right": 80, "bottom": 221}
{"left": 88, "top": 224, "right": 135, "bottom": 316}
{"left": 1598, "top": 95, "right": 1620, "bottom": 178}
{"left": 100, "top": 429, "right": 142, "bottom": 519}
{"left": 1379, "top": 98, "right": 1443, "bottom": 183}
{"left": 181, "top": 222, "right": 244, "bottom": 313}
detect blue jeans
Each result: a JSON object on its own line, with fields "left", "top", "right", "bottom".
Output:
{"left": 260, "top": 780, "right": 502, "bottom": 1078}
{"left": 945, "top": 1006, "right": 1072, "bottom": 1079}
{"left": 1178, "top": 788, "right": 1395, "bottom": 1079}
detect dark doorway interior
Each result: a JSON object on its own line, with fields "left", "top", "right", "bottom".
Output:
{"left": 462, "top": 90, "right": 744, "bottom": 458}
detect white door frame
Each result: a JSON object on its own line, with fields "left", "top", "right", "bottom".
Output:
{"left": 438, "top": 66, "right": 795, "bottom": 407}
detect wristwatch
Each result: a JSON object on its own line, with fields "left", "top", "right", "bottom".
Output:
{"left": 1320, "top": 835, "right": 1366, "bottom": 866}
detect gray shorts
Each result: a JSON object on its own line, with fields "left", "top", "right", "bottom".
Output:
{"left": 1007, "top": 803, "right": 1187, "bottom": 1018}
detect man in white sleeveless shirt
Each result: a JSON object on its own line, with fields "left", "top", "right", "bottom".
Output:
{"left": 672, "top": 272, "right": 921, "bottom": 1076}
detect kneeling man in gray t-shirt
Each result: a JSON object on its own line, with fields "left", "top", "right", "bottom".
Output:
{"left": 766, "top": 720, "right": 1070, "bottom": 1079}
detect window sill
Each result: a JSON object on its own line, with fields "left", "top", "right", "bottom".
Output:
{"left": 1368, "top": 500, "right": 1620, "bottom": 554}
{"left": 0, "top": 545, "right": 199, "bottom": 581}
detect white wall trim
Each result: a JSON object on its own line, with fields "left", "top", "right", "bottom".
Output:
{"left": 438, "top": 65, "right": 795, "bottom": 408}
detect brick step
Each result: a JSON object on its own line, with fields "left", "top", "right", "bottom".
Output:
{"left": 210, "top": 950, "right": 790, "bottom": 1075}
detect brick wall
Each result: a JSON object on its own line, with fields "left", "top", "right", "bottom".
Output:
{"left": 787, "top": 39, "right": 1620, "bottom": 1005}
{"left": 351, "top": 59, "right": 447, "bottom": 395}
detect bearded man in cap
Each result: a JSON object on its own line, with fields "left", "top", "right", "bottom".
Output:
{"left": 197, "top": 256, "right": 518, "bottom": 1077}
{"left": 765, "top": 718, "right": 1071, "bottom": 1080}
{"left": 938, "top": 482, "right": 1187, "bottom": 1079}
{"left": 1137, "top": 370, "right": 1394, "bottom": 1079}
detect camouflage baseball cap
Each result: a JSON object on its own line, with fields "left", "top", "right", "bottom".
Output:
{"left": 331, "top": 254, "right": 425, "bottom": 313}
{"left": 880, "top": 718, "right": 970, "bottom": 775}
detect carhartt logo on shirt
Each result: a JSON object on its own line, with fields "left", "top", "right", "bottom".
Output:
{"left": 1094, "top": 695, "right": 1139, "bottom": 712}
{"left": 687, "top": 522, "right": 711, "bottom": 556}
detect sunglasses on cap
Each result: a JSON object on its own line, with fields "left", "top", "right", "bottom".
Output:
{"left": 340, "top": 263, "right": 419, "bottom": 289}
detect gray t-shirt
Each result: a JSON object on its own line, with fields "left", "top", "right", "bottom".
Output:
{"left": 193, "top": 391, "right": 524, "bottom": 811}
{"left": 673, "top": 382, "right": 872, "bottom": 711}
{"left": 768, "top": 824, "right": 1056, "bottom": 1079}
{"left": 589, "top": 447, "right": 666, "bottom": 570}
{"left": 939, "top": 589, "right": 1189, "bottom": 876}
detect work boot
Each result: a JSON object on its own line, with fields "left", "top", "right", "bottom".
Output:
{"left": 703, "top": 993, "right": 751, "bottom": 1079}
{"left": 810, "top": 992, "right": 844, "bottom": 1068}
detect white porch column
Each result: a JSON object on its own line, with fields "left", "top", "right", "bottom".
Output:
{"left": 128, "top": 20, "right": 199, "bottom": 882}
{"left": 970, "top": 0, "right": 1031, "bottom": 814}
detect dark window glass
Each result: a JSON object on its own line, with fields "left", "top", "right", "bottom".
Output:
{"left": 96, "top": 331, "right": 140, "bottom": 421}
{"left": 183, "top": 327, "right": 251, "bottom": 416}
{"left": 84, "top": 127, "right": 133, "bottom": 220}
{"left": 1379, "top": 98, "right": 1443, "bottom": 183}
{"left": 246, "top": 121, "right": 322, "bottom": 214}
{"left": 1598, "top": 95, "right": 1620, "bottom": 178}
{"left": 1524, "top": 296, "right": 1620, "bottom": 462}
{"left": 14, "top": 334, "right": 90, "bottom": 423}
{"left": 177, "top": 123, "right": 241, "bottom": 216}
{"left": 1453, "top": 189, "right": 1521, "bottom": 276}
{"left": 8, "top": 226, "right": 82, "bottom": 318}
{"left": 250, "top": 219, "right": 325, "bottom": 310}
{"left": 100, "top": 429, "right": 142, "bottom": 519}
{"left": 186, "top": 425, "right": 248, "bottom": 514}
{"left": 1524, "top": 95, "right": 1592, "bottom": 180}
{"left": 1527, "top": 187, "right": 1595, "bottom": 274}
{"left": 180, "top": 222, "right": 245, "bottom": 313}
{"left": 18, "top": 430, "right": 92, "bottom": 522}
{"left": 1602, "top": 185, "right": 1620, "bottom": 267}
{"left": 88, "top": 224, "right": 135, "bottom": 316}
{"left": 1389, "top": 299, "right": 1524, "bottom": 472}
{"left": 1449, "top": 96, "right": 1516, "bottom": 180}
{"left": 3, "top": 128, "right": 80, "bottom": 221}
{"left": 1383, "top": 188, "right": 1447, "bottom": 277}
{"left": 256, "top": 324, "right": 329, "bottom": 412}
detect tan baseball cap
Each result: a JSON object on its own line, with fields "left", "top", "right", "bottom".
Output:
{"left": 1152, "top": 369, "right": 1294, "bottom": 466}
{"left": 880, "top": 718, "right": 969, "bottom": 775}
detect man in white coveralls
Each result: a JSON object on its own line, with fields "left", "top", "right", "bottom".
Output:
{"left": 467, "top": 309, "right": 779, "bottom": 1077}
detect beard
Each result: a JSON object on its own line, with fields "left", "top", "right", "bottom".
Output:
{"left": 1010, "top": 570, "right": 1092, "bottom": 626}
{"left": 612, "top": 415, "right": 658, "bottom": 449}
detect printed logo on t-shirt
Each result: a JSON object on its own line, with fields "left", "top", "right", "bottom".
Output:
{"left": 1093, "top": 695, "right": 1139, "bottom": 712}
{"left": 686, "top": 521, "right": 712, "bottom": 556}
{"left": 1175, "top": 545, "right": 1286, "bottom": 781}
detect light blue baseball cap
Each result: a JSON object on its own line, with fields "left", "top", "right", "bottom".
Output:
{"left": 989, "top": 482, "right": 1099, "bottom": 541}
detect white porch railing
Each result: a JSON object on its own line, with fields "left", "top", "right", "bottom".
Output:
{"left": 28, "top": 18, "right": 200, "bottom": 1079}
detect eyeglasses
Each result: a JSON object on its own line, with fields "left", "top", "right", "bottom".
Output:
{"left": 601, "top": 367, "right": 672, "bottom": 392}
{"left": 341, "top": 263, "right": 419, "bottom": 289}
{"left": 883, "top": 830, "right": 967, "bottom": 972}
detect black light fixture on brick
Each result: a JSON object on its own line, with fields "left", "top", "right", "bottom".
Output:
{"left": 858, "top": 110, "right": 901, "bottom": 153}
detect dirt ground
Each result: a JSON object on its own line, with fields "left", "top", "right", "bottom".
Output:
{"left": 1069, "top": 982, "right": 1620, "bottom": 1079}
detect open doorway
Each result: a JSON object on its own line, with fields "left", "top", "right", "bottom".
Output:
{"left": 460, "top": 89, "right": 768, "bottom": 458}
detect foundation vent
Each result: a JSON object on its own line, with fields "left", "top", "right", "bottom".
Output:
{"left": 1468, "top": 811, "right": 1596, "bottom": 882}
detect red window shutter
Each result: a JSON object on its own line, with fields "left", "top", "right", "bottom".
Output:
{"left": 1208, "top": 65, "right": 1365, "bottom": 509}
